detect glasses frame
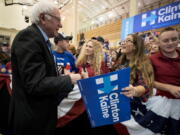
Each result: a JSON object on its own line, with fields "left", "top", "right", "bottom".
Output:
{"left": 120, "top": 40, "right": 134, "bottom": 45}
{"left": 45, "top": 13, "right": 61, "bottom": 22}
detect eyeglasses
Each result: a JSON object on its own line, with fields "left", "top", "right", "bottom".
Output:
{"left": 45, "top": 13, "right": 61, "bottom": 22}
{"left": 120, "top": 39, "right": 134, "bottom": 45}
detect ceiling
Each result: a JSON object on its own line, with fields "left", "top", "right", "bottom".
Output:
{"left": 60, "top": 0, "right": 162, "bottom": 24}
{"left": 4, "top": 0, "right": 163, "bottom": 20}
{"left": 3, "top": 0, "right": 177, "bottom": 30}
{"left": 58, "top": 0, "right": 166, "bottom": 30}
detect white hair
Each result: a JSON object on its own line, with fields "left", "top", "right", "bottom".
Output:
{"left": 30, "top": 0, "right": 58, "bottom": 24}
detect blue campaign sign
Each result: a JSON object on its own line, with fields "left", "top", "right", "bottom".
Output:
{"left": 121, "top": 1, "right": 180, "bottom": 40}
{"left": 121, "top": 17, "right": 134, "bottom": 40}
{"left": 77, "top": 67, "right": 131, "bottom": 127}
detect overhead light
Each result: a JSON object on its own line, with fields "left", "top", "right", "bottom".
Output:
{"left": 54, "top": 1, "right": 58, "bottom": 5}
{"left": 91, "top": 0, "right": 95, "bottom": 2}
{"left": 78, "top": 1, "right": 83, "bottom": 4}
{"left": 22, "top": 5, "right": 28, "bottom": 10}
{"left": 102, "top": 6, "right": 106, "bottom": 10}
{"left": 108, "top": 12, "right": 115, "bottom": 18}
{"left": 91, "top": 20, "right": 95, "bottom": 24}
{"left": 98, "top": 16, "right": 104, "bottom": 22}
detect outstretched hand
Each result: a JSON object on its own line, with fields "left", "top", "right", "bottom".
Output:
{"left": 64, "top": 68, "right": 70, "bottom": 75}
{"left": 121, "top": 84, "right": 136, "bottom": 98}
{"left": 81, "top": 67, "right": 89, "bottom": 79}
{"left": 69, "top": 73, "right": 81, "bottom": 84}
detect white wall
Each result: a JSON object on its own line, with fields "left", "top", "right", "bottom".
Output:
{"left": 60, "top": 3, "right": 80, "bottom": 46}
{"left": 0, "top": 2, "right": 30, "bottom": 31}
{"left": 0, "top": 1, "right": 31, "bottom": 44}
{"left": 0, "top": 1, "right": 79, "bottom": 45}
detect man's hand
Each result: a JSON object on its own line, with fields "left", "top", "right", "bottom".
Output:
{"left": 154, "top": 81, "right": 180, "bottom": 98}
{"left": 167, "top": 85, "right": 180, "bottom": 98}
{"left": 69, "top": 73, "right": 81, "bottom": 84}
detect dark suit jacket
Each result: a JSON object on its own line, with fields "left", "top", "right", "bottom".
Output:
{"left": 9, "top": 24, "right": 72, "bottom": 135}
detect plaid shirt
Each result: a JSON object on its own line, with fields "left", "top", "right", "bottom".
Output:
{"left": 133, "top": 72, "right": 151, "bottom": 102}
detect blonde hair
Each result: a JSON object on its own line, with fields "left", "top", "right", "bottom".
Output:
{"left": 76, "top": 39, "right": 104, "bottom": 75}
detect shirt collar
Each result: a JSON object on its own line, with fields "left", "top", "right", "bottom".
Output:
{"left": 36, "top": 24, "right": 49, "bottom": 42}
{"left": 158, "top": 49, "right": 180, "bottom": 60}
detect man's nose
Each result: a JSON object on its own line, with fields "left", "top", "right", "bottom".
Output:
{"left": 58, "top": 22, "right": 62, "bottom": 28}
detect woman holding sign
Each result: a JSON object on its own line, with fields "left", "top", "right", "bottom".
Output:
{"left": 55, "top": 39, "right": 118, "bottom": 135}
{"left": 76, "top": 39, "right": 118, "bottom": 134}
{"left": 112, "top": 33, "right": 155, "bottom": 135}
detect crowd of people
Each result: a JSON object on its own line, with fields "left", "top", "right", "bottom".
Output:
{"left": 0, "top": 0, "right": 180, "bottom": 135}
{"left": 0, "top": 42, "right": 11, "bottom": 74}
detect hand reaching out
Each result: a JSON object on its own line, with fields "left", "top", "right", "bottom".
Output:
{"left": 81, "top": 67, "right": 89, "bottom": 79}
{"left": 63, "top": 66, "right": 81, "bottom": 84}
{"left": 69, "top": 73, "right": 81, "bottom": 84}
{"left": 168, "top": 85, "right": 180, "bottom": 98}
{"left": 121, "top": 84, "right": 137, "bottom": 98}
{"left": 64, "top": 68, "right": 71, "bottom": 75}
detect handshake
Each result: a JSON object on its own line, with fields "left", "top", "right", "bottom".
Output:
{"left": 64, "top": 67, "right": 89, "bottom": 84}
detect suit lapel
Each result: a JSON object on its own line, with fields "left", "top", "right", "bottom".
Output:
{"left": 31, "top": 24, "right": 57, "bottom": 75}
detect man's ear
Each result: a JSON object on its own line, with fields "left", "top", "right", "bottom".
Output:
{"left": 39, "top": 13, "right": 46, "bottom": 23}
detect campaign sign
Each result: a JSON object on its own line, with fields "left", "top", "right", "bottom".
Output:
{"left": 121, "top": 1, "right": 180, "bottom": 40}
{"left": 77, "top": 67, "right": 131, "bottom": 127}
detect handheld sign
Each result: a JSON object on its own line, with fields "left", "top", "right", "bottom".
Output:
{"left": 77, "top": 67, "right": 131, "bottom": 127}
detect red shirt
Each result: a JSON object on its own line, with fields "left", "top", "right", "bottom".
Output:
{"left": 78, "top": 61, "right": 109, "bottom": 77}
{"left": 150, "top": 50, "right": 180, "bottom": 99}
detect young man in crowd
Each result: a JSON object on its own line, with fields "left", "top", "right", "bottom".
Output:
{"left": 150, "top": 27, "right": 180, "bottom": 134}
{"left": 53, "top": 33, "right": 77, "bottom": 75}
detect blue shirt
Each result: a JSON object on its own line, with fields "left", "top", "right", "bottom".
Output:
{"left": 52, "top": 51, "right": 77, "bottom": 74}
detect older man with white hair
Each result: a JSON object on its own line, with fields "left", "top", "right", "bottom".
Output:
{"left": 9, "top": 1, "right": 81, "bottom": 135}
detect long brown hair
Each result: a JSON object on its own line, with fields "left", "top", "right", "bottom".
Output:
{"left": 114, "top": 33, "right": 154, "bottom": 92}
